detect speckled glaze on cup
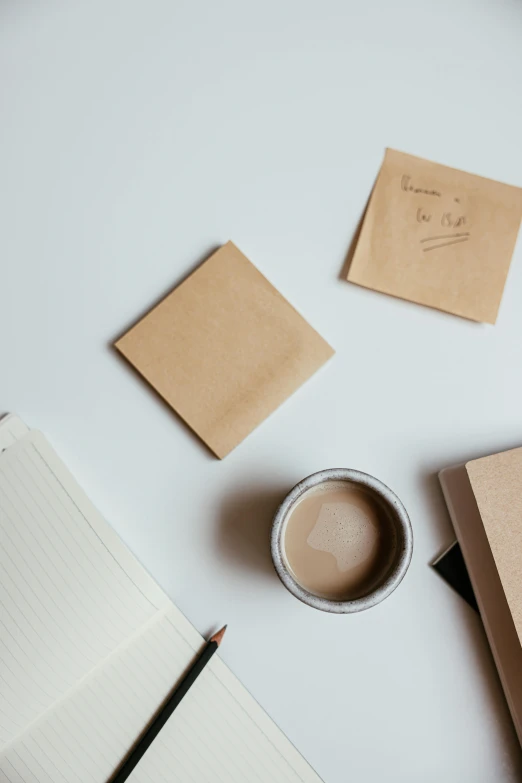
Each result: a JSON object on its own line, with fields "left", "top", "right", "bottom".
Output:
{"left": 271, "top": 469, "right": 413, "bottom": 613}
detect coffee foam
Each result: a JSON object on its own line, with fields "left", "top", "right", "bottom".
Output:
{"left": 282, "top": 480, "right": 393, "bottom": 600}
{"left": 307, "top": 502, "right": 378, "bottom": 572}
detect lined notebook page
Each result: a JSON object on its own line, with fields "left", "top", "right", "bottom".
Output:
{"left": 0, "top": 423, "right": 322, "bottom": 783}
{"left": 0, "top": 432, "right": 166, "bottom": 750}
{"left": 2, "top": 607, "right": 317, "bottom": 783}
{"left": 0, "top": 416, "right": 28, "bottom": 451}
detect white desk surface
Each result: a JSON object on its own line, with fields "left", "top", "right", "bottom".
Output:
{"left": 2, "top": 2, "right": 522, "bottom": 781}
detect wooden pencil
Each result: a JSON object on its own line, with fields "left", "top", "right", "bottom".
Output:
{"left": 110, "top": 625, "right": 227, "bottom": 782}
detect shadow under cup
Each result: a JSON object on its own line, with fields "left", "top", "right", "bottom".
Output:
{"left": 270, "top": 469, "right": 413, "bottom": 614}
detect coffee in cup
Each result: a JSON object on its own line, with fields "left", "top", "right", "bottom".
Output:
{"left": 271, "top": 469, "right": 413, "bottom": 613}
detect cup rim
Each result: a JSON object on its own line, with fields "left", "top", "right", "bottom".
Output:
{"left": 270, "top": 468, "right": 413, "bottom": 614}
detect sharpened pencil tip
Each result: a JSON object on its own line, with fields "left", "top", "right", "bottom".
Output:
{"left": 210, "top": 625, "right": 227, "bottom": 646}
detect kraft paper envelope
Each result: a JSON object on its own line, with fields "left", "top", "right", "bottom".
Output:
{"left": 347, "top": 148, "right": 522, "bottom": 323}
{"left": 466, "top": 448, "right": 522, "bottom": 646}
{"left": 116, "top": 242, "right": 334, "bottom": 458}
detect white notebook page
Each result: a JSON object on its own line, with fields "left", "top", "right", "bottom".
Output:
{"left": 0, "top": 415, "right": 28, "bottom": 451}
{"left": 0, "top": 421, "right": 322, "bottom": 783}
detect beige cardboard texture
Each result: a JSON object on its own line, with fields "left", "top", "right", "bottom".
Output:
{"left": 466, "top": 447, "right": 522, "bottom": 646}
{"left": 116, "top": 242, "right": 334, "bottom": 458}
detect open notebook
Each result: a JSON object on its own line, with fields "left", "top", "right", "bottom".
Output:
{"left": 0, "top": 415, "right": 322, "bottom": 783}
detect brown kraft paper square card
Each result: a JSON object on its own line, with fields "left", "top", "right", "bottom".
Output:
{"left": 116, "top": 242, "right": 334, "bottom": 458}
{"left": 346, "top": 148, "right": 522, "bottom": 323}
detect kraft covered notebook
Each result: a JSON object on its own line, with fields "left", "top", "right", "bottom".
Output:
{"left": 116, "top": 242, "right": 334, "bottom": 458}
{"left": 347, "top": 149, "right": 522, "bottom": 323}
{"left": 466, "top": 449, "right": 522, "bottom": 645}
{"left": 439, "top": 447, "right": 522, "bottom": 743}
{"left": 0, "top": 414, "right": 323, "bottom": 782}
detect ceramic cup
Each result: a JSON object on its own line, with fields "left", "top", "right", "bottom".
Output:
{"left": 270, "top": 468, "right": 413, "bottom": 613}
